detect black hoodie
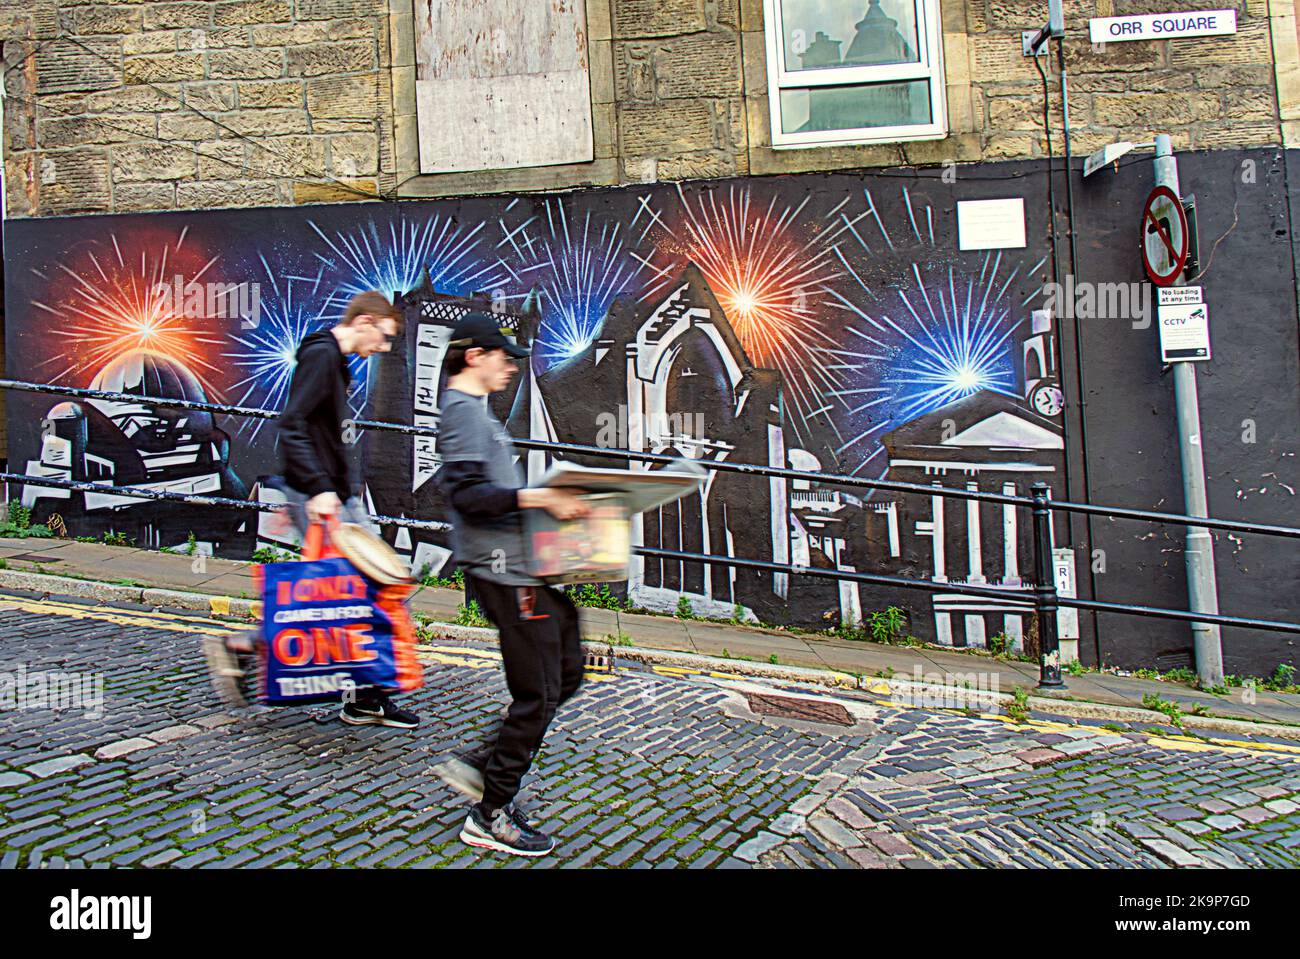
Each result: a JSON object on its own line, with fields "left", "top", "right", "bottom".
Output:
{"left": 279, "top": 330, "right": 353, "bottom": 499}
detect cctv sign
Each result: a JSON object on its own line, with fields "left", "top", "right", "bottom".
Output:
{"left": 1157, "top": 287, "right": 1211, "bottom": 362}
{"left": 1090, "top": 9, "right": 1237, "bottom": 43}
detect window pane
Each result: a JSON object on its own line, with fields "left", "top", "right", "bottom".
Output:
{"left": 780, "top": 0, "right": 921, "bottom": 72}
{"left": 779, "top": 80, "right": 932, "bottom": 133}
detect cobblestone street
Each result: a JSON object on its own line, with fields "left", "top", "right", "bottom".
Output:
{"left": 3, "top": 592, "right": 1300, "bottom": 869}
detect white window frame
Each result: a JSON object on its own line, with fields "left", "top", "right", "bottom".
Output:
{"left": 763, "top": 0, "right": 948, "bottom": 149}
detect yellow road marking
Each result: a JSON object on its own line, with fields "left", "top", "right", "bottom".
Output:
{"left": 8, "top": 594, "right": 1300, "bottom": 758}
{"left": 0, "top": 596, "right": 245, "bottom": 636}
{"left": 417, "top": 651, "right": 495, "bottom": 669}
{"left": 1025, "top": 719, "right": 1075, "bottom": 731}
{"left": 981, "top": 714, "right": 1040, "bottom": 731}
{"left": 1207, "top": 737, "right": 1300, "bottom": 756}
{"left": 209, "top": 596, "right": 231, "bottom": 617}
{"left": 425, "top": 645, "right": 500, "bottom": 661}
{"left": 1144, "top": 736, "right": 1251, "bottom": 755}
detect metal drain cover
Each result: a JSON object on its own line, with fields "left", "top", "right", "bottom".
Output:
{"left": 584, "top": 649, "right": 613, "bottom": 671}
{"left": 745, "top": 692, "right": 854, "bottom": 726}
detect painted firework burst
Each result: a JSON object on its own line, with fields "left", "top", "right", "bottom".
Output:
{"left": 497, "top": 197, "right": 656, "bottom": 367}
{"left": 305, "top": 214, "right": 509, "bottom": 308}
{"left": 223, "top": 258, "right": 332, "bottom": 437}
{"left": 821, "top": 187, "right": 1048, "bottom": 475}
{"left": 32, "top": 229, "right": 226, "bottom": 393}
{"left": 656, "top": 184, "right": 845, "bottom": 446}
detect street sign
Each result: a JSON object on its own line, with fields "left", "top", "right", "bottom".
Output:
{"left": 1158, "top": 285, "right": 1202, "bottom": 306}
{"left": 1141, "top": 185, "right": 1189, "bottom": 286}
{"left": 1083, "top": 141, "right": 1135, "bottom": 178}
{"left": 1052, "top": 548, "right": 1079, "bottom": 641}
{"left": 1158, "top": 299, "right": 1211, "bottom": 362}
{"left": 1089, "top": 9, "right": 1236, "bottom": 43}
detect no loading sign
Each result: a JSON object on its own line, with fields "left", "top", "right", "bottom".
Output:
{"left": 1141, "top": 185, "right": 1189, "bottom": 286}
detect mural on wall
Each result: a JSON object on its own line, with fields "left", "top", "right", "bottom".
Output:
{"left": 4, "top": 172, "right": 1064, "bottom": 648}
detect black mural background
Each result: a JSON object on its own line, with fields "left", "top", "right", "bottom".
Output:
{"left": 3, "top": 153, "right": 1297, "bottom": 674}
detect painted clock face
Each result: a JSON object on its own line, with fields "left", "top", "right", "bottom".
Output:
{"left": 1032, "top": 385, "right": 1065, "bottom": 417}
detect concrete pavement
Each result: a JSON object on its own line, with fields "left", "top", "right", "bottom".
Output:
{"left": 0, "top": 535, "right": 1298, "bottom": 730}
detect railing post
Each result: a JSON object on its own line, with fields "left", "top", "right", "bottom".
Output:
{"left": 1031, "top": 482, "right": 1063, "bottom": 688}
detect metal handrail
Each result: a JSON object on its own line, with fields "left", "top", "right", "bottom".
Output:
{"left": 4, "top": 470, "right": 1294, "bottom": 636}
{"left": 3, "top": 377, "right": 1298, "bottom": 688}
{"left": 638, "top": 546, "right": 1300, "bottom": 635}
{"left": 0, "top": 472, "right": 451, "bottom": 533}
{"left": 4, "top": 378, "right": 1297, "bottom": 539}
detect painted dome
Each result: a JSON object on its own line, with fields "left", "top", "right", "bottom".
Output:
{"left": 89, "top": 350, "right": 208, "bottom": 404}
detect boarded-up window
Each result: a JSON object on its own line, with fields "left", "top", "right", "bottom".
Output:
{"left": 414, "top": 0, "right": 595, "bottom": 174}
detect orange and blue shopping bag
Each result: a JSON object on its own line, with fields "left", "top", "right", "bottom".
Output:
{"left": 254, "top": 518, "right": 423, "bottom": 705}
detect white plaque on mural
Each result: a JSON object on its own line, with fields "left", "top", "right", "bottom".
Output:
{"left": 414, "top": 0, "right": 594, "bottom": 174}
{"left": 956, "top": 199, "right": 1027, "bottom": 251}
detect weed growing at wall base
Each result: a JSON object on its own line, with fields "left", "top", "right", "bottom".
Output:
{"left": 0, "top": 501, "right": 53, "bottom": 539}
{"left": 455, "top": 601, "right": 490, "bottom": 628}
{"left": 1006, "top": 686, "right": 1031, "bottom": 723}
{"left": 253, "top": 545, "right": 298, "bottom": 564}
{"left": 1142, "top": 692, "right": 1187, "bottom": 730}
{"left": 419, "top": 566, "right": 465, "bottom": 590}
{"left": 566, "top": 583, "right": 628, "bottom": 610}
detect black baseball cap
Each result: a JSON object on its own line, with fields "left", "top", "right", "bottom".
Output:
{"left": 448, "top": 312, "right": 530, "bottom": 358}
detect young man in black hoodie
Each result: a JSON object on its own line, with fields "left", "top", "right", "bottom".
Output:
{"left": 204, "top": 291, "right": 412, "bottom": 724}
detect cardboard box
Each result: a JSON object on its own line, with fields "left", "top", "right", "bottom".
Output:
{"left": 522, "top": 458, "right": 706, "bottom": 585}
{"left": 525, "top": 492, "right": 631, "bottom": 584}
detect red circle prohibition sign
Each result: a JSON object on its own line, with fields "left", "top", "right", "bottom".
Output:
{"left": 1141, "top": 185, "right": 1189, "bottom": 286}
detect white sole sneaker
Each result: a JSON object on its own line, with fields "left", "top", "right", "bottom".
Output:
{"left": 459, "top": 817, "right": 553, "bottom": 857}
{"left": 338, "top": 708, "right": 418, "bottom": 729}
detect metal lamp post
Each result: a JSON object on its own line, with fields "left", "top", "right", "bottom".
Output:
{"left": 1083, "top": 134, "right": 1226, "bottom": 687}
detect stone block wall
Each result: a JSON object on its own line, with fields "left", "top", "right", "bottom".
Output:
{"left": 0, "top": 0, "right": 1289, "bottom": 216}
{"left": 2, "top": 0, "right": 393, "bottom": 216}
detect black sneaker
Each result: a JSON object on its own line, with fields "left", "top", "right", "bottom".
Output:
{"left": 460, "top": 802, "right": 555, "bottom": 857}
{"left": 340, "top": 698, "right": 419, "bottom": 729}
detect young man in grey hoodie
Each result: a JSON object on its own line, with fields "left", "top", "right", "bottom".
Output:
{"left": 432, "top": 312, "right": 590, "bottom": 857}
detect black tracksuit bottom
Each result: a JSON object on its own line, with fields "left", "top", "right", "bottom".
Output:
{"left": 467, "top": 574, "right": 584, "bottom": 810}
